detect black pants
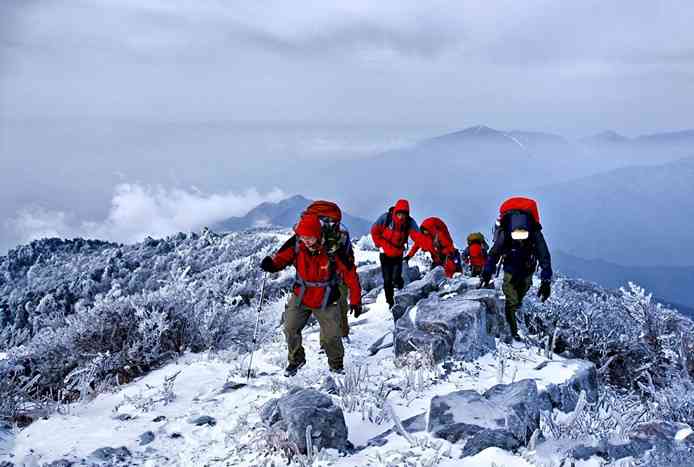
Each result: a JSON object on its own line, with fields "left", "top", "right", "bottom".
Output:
{"left": 380, "top": 253, "right": 404, "bottom": 307}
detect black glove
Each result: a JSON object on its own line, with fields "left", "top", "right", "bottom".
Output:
{"left": 260, "top": 256, "right": 275, "bottom": 272}
{"left": 350, "top": 304, "right": 363, "bottom": 318}
{"left": 478, "top": 270, "right": 493, "bottom": 289}
{"left": 403, "top": 254, "right": 413, "bottom": 263}
{"left": 537, "top": 281, "right": 551, "bottom": 302}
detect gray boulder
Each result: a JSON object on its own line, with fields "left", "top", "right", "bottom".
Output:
{"left": 367, "top": 412, "right": 427, "bottom": 447}
{"left": 427, "top": 379, "right": 541, "bottom": 455}
{"left": 357, "top": 264, "right": 384, "bottom": 292}
{"left": 43, "top": 461, "right": 73, "bottom": 467}
{"left": 395, "top": 267, "right": 447, "bottom": 310}
{"left": 190, "top": 415, "right": 216, "bottom": 427}
{"left": 460, "top": 288, "right": 510, "bottom": 339}
{"left": 362, "top": 286, "right": 383, "bottom": 305}
{"left": 402, "top": 262, "right": 422, "bottom": 285}
{"left": 393, "top": 312, "right": 449, "bottom": 362}
{"left": 439, "top": 276, "right": 480, "bottom": 297}
{"left": 260, "top": 387, "right": 348, "bottom": 454}
{"left": 138, "top": 431, "right": 155, "bottom": 446}
{"left": 535, "top": 359, "right": 598, "bottom": 412}
{"left": 461, "top": 429, "right": 520, "bottom": 457}
{"left": 415, "top": 294, "right": 495, "bottom": 361}
{"left": 90, "top": 446, "right": 131, "bottom": 462}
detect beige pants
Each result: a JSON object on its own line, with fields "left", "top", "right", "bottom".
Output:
{"left": 284, "top": 295, "right": 344, "bottom": 370}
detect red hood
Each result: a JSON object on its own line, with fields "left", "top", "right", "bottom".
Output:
{"left": 393, "top": 199, "right": 410, "bottom": 215}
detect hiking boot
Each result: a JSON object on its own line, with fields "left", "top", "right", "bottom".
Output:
{"left": 503, "top": 333, "right": 522, "bottom": 345}
{"left": 329, "top": 367, "right": 345, "bottom": 375}
{"left": 284, "top": 360, "right": 306, "bottom": 377}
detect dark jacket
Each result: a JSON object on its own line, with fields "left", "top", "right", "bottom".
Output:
{"left": 483, "top": 227, "right": 552, "bottom": 281}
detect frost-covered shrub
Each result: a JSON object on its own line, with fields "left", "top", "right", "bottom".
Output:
{"left": 0, "top": 228, "right": 294, "bottom": 423}
{"left": 524, "top": 278, "right": 694, "bottom": 390}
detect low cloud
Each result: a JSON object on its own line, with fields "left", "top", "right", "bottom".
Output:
{"left": 8, "top": 183, "right": 285, "bottom": 245}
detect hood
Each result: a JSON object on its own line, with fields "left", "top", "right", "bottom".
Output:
{"left": 393, "top": 199, "right": 410, "bottom": 215}
{"left": 294, "top": 214, "right": 322, "bottom": 238}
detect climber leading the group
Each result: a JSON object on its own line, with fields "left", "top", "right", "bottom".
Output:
{"left": 371, "top": 199, "right": 429, "bottom": 308}
{"left": 404, "top": 217, "right": 462, "bottom": 278}
{"left": 480, "top": 197, "right": 553, "bottom": 342}
{"left": 260, "top": 214, "right": 362, "bottom": 376}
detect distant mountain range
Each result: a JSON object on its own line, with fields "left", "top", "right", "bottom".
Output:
{"left": 212, "top": 195, "right": 372, "bottom": 238}
{"left": 554, "top": 250, "right": 694, "bottom": 314}
{"left": 534, "top": 156, "right": 694, "bottom": 267}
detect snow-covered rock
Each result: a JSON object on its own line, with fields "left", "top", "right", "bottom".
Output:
{"left": 260, "top": 387, "right": 349, "bottom": 454}
{"left": 393, "top": 266, "right": 446, "bottom": 311}
{"left": 394, "top": 289, "right": 497, "bottom": 362}
{"left": 459, "top": 287, "right": 511, "bottom": 339}
{"left": 415, "top": 293, "right": 495, "bottom": 361}
{"left": 393, "top": 310, "right": 450, "bottom": 361}
{"left": 536, "top": 359, "right": 598, "bottom": 412}
{"left": 357, "top": 261, "right": 421, "bottom": 294}
{"left": 427, "top": 379, "right": 541, "bottom": 455}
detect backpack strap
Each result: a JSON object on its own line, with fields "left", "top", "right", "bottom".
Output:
{"left": 292, "top": 241, "right": 339, "bottom": 310}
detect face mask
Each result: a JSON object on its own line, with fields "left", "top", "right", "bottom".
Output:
{"left": 511, "top": 229, "right": 529, "bottom": 240}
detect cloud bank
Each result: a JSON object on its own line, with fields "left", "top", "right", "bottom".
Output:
{"left": 8, "top": 184, "right": 285, "bottom": 246}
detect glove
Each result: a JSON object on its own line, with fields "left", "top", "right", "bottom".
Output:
{"left": 403, "top": 254, "right": 413, "bottom": 263}
{"left": 537, "top": 281, "right": 551, "bottom": 302}
{"left": 260, "top": 256, "right": 275, "bottom": 272}
{"left": 350, "top": 304, "right": 363, "bottom": 318}
{"left": 478, "top": 270, "right": 493, "bottom": 289}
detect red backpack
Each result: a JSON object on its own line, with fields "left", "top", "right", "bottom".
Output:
{"left": 498, "top": 197, "right": 540, "bottom": 224}
{"left": 303, "top": 200, "right": 342, "bottom": 223}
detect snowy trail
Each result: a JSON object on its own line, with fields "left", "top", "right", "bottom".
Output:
{"left": 8, "top": 288, "right": 589, "bottom": 466}
{"left": 6, "top": 245, "right": 593, "bottom": 466}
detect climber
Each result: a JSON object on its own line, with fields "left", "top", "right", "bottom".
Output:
{"left": 462, "top": 232, "right": 489, "bottom": 277}
{"left": 302, "top": 200, "right": 356, "bottom": 340}
{"left": 480, "top": 197, "right": 552, "bottom": 342}
{"left": 260, "top": 214, "right": 362, "bottom": 376}
{"left": 404, "top": 217, "right": 462, "bottom": 278}
{"left": 371, "top": 199, "right": 429, "bottom": 308}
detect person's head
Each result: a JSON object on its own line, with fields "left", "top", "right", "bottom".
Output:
{"left": 508, "top": 211, "right": 531, "bottom": 241}
{"left": 393, "top": 199, "right": 410, "bottom": 223}
{"left": 294, "top": 214, "right": 322, "bottom": 251}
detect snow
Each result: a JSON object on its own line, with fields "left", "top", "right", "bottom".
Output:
{"left": 447, "top": 447, "right": 534, "bottom": 466}
{"left": 676, "top": 426, "right": 693, "bottom": 441}
{"left": 0, "top": 352, "right": 6, "bottom": 361}
{"left": 5, "top": 241, "right": 589, "bottom": 467}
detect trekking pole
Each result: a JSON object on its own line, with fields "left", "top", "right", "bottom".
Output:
{"left": 246, "top": 272, "right": 268, "bottom": 381}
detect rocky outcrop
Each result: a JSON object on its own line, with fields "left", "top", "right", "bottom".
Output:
{"left": 394, "top": 290, "right": 496, "bottom": 362}
{"left": 357, "top": 263, "right": 421, "bottom": 294}
{"left": 535, "top": 359, "right": 599, "bottom": 412}
{"left": 260, "top": 387, "right": 349, "bottom": 454}
{"left": 427, "top": 380, "right": 541, "bottom": 456}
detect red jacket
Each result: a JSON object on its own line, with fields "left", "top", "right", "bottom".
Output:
{"left": 371, "top": 199, "right": 428, "bottom": 258}
{"left": 467, "top": 243, "right": 486, "bottom": 267}
{"left": 267, "top": 236, "right": 361, "bottom": 309}
{"left": 406, "top": 217, "right": 455, "bottom": 259}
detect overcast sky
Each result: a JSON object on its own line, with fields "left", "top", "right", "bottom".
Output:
{"left": 2, "top": 0, "right": 694, "bottom": 136}
{"left": 1, "top": 1, "right": 694, "bottom": 253}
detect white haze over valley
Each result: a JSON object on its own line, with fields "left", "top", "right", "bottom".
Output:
{"left": 7, "top": 183, "right": 285, "bottom": 246}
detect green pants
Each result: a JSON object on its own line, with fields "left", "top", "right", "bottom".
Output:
{"left": 338, "top": 283, "right": 349, "bottom": 337}
{"left": 284, "top": 295, "right": 344, "bottom": 370}
{"left": 502, "top": 272, "right": 533, "bottom": 336}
